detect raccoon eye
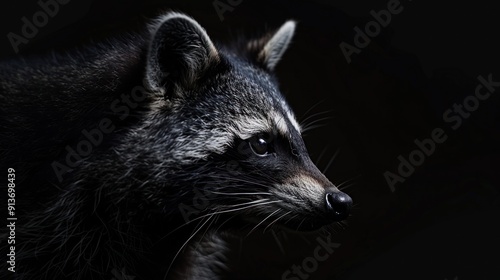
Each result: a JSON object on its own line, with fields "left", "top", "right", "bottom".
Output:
{"left": 249, "top": 134, "right": 271, "bottom": 156}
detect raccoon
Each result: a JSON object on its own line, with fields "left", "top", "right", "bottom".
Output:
{"left": 0, "top": 12, "right": 352, "bottom": 280}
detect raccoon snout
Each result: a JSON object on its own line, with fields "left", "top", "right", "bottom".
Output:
{"left": 324, "top": 188, "right": 353, "bottom": 221}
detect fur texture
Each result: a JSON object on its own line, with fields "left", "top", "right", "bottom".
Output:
{"left": 0, "top": 12, "right": 351, "bottom": 279}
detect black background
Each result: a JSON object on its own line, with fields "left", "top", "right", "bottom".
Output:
{"left": 1, "top": 0, "right": 499, "bottom": 279}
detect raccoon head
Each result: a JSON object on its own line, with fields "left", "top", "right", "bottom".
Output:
{"left": 138, "top": 12, "right": 352, "bottom": 232}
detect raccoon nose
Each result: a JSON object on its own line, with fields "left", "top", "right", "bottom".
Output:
{"left": 324, "top": 189, "right": 352, "bottom": 221}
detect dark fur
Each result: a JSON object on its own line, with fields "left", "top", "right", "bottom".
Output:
{"left": 0, "top": 12, "right": 350, "bottom": 279}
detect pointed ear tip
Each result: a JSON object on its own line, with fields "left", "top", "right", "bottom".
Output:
{"left": 274, "top": 20, "right": 296, "bottom": 40}
{"left": 282, "top": 20, "right": 297, "bottom": 31}
{"left": 153, "top": 11, "right": 194, "bottom": 27}
{"left": 150, "top": 11, "right": 219, "bottom": 58}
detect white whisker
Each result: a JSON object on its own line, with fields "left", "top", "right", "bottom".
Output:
{"left": 210, "top": 191, "right": 273, "bottom": 196}
{"left": 246, "top": 209, "right": 281, "bottom": 237}
{"left": 264, "top": 210, "right": 292, "bottom": 232}
{"left": 322, "top": 147, "right": 340, "bottom": 174}
{"left": 206, "top": 201, "right": 279, "bottom": 217}
{"left": 159, "top": 200, "right": 275, "bottom": 240}
{"left": 164, "top": 215, "right": 214, "bottom": 280}
{"left": 218, "top": 199, "right": 270, "bottom": 209}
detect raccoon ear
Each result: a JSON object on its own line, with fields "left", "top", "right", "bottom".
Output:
{"left": 145, "top": 12, "right": 220, "bottom": 97}
{"left": 248, "top": 20, "right": 296, "bottom": 71}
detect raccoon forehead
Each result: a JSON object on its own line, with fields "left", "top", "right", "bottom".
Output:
{"left": 138, "top": 108, "right": 300, "bottom": 165}
{"left": 216, "top": 71, "right": 301, "bottom": 135}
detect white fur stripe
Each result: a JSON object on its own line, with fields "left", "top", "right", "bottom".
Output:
{"left": 230, "top": 110, "right": 291, "bottom": 139}
{"left": 286, "top": 111, "right": 301, "bottom": 133}
{"left": 229, "top": 115, "right": 272, "bottom": 140}
{"left": 270, "top": 110, "right": 289, "bottom": 136}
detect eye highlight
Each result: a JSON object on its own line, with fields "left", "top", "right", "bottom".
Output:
{"left": 248, "top": 133, "right": 273, "bottom": 156}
